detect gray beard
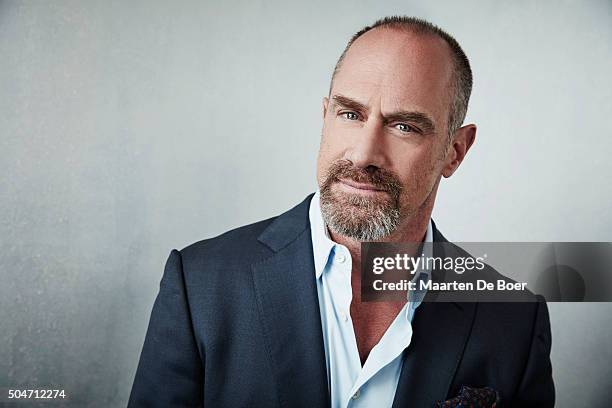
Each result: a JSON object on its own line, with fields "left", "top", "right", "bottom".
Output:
{"left": 319, "top": 189, "right": 400, "bottom": 241}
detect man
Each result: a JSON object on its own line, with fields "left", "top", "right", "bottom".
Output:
{"left": 129, "top": 16, "right": 554, "bottom": 407}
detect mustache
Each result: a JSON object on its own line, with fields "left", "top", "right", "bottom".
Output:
{"left": 322, "top": 160, "right": 402, "bottom": 198}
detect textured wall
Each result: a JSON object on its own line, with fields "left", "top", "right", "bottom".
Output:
{"left": 1, "top": 1, "right": 611, "bottom": 406}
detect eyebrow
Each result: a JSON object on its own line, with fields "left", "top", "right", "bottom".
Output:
{"left": 330, "top": 94, "right": 436, "bottom": 134}
{"left": 331, "top": 94, "right": 369, "bottom": 115}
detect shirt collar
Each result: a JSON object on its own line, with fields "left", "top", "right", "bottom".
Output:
{"left": 309, "top": 190, "right": 434, "bottom": 280}
{"left": 309, "top": 191, "right": 336, "bottom": 280}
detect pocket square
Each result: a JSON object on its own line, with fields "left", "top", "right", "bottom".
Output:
{"left": 435, "top": 385, "right": 500, "bottom": 407}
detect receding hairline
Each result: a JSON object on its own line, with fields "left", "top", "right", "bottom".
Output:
{"left": 330, "top": 24, "right": 456, "bottom": 93}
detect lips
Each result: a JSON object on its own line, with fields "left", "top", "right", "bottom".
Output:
{"left": 338, "top": 178, "right": 387, "bottom": 192}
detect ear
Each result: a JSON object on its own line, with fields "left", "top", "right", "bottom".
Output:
{"left": 442, "top": 124, "right": 477, "bottom": 178}
{"left": 322, "top": 96, "right": 329, "bottom": 119}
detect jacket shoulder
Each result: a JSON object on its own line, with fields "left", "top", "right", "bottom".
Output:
{"left": 179, "top": 216, "right": 276, "bottom": 267}
{"left": 178, "top": 193, "right": 315, "bottom": 268}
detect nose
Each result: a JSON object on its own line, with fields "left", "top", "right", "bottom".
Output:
{"left": 344, "top": 121, "right": 387, "bottom": 170}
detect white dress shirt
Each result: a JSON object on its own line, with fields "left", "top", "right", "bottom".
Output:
{"left": 309, "top": 190, "right": 433, "bottom": 408}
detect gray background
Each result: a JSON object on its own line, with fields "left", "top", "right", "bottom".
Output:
{"left": 1, "top": 0, "right": 611, "bottom": 406}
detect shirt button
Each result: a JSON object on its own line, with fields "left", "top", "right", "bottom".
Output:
{"left": 341, "top": 311, "right": 349, "bottom": 322}
{"left": 336, "top": 254, "right": 346, "bottom": 263}
{"left": 351, "top": 389, "right": 361, "bottom": 400}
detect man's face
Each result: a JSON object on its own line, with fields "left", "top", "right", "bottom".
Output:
{"left": 317, "top": 28, "right": 459, "bottom": 241}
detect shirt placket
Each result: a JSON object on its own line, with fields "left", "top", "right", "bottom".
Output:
{"left": 330, "top": 245, "right": 363, "bottom": 407}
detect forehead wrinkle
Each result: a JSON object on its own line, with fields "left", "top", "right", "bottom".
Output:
{"left": 335, "top": 59, "right": 446, "bottom": 118}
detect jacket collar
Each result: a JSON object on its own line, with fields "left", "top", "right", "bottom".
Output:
{"left": 257, "top": 193, "right": 314, "bottom": 252}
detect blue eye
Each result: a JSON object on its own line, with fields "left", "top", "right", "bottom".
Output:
{"left": 396, "top": 123, "right": 415, "bottom": 133}
{"left": 341, "top": 112, "right": 359, "bottom": 121}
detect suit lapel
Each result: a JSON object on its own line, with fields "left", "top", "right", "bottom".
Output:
{"left": 252, "top": 194, "right": 330, "bottom": 408}
{"left": 392, "top": 223, "right": 478, "bottom": 407}
{"left": 391, "top": 300, "right": 476, "bottom": 407}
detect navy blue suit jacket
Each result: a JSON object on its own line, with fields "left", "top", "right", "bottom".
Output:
{"left": 128, "top": 193, "right": 554, "bottom": 407}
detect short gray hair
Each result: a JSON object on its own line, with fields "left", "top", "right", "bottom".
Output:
{"left": 330, "top": 16, "right": 473, "bottom": 138}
